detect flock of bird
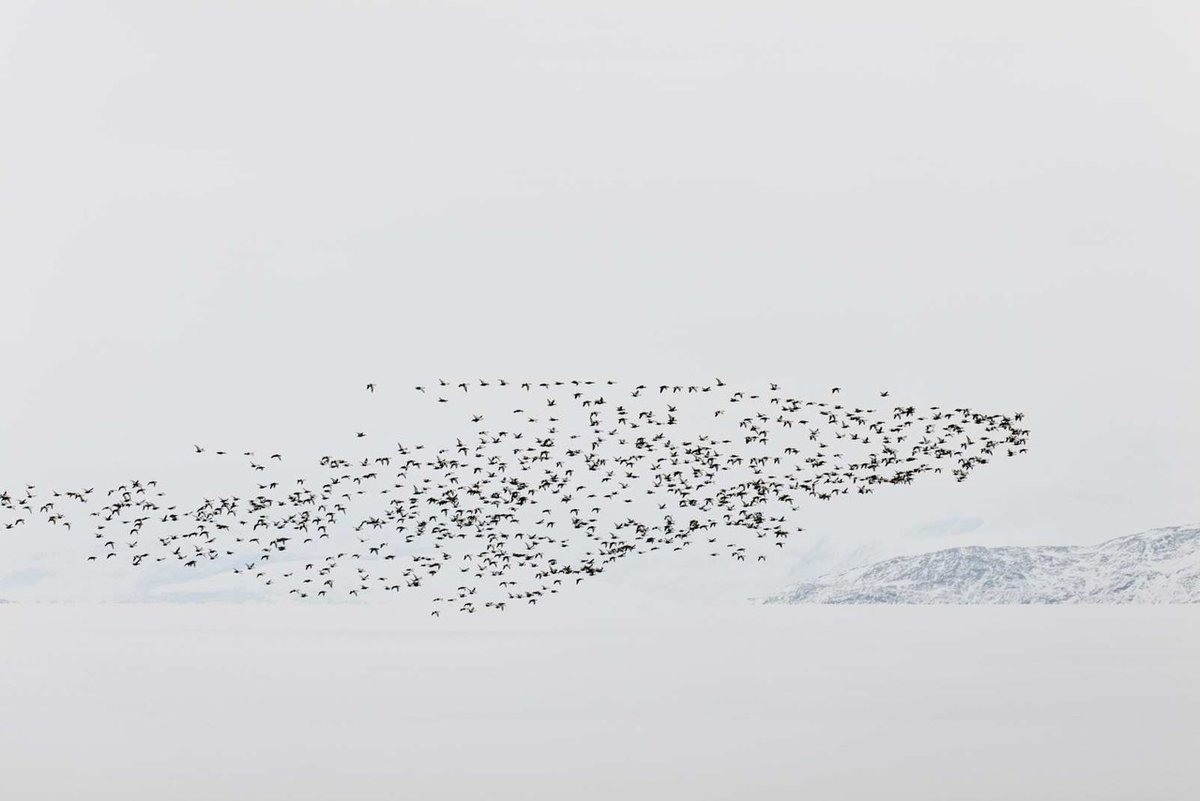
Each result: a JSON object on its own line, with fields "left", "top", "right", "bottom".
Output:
{"left": 1, "top": 380, "right": 1029, "bottom": 613}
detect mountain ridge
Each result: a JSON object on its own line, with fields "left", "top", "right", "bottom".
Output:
{"left": 763, "top": 525, "right": 1200, "bottom": 604}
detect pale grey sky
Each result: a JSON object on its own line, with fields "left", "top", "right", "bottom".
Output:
{"left": 1, "top": 1, "right": 1197, "bottom": 601}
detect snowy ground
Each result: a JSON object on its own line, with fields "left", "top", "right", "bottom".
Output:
{"left": 1, "top": 603, "right": 1197, "bottom": 800}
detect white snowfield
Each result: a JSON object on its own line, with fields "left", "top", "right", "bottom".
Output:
{"left": 765, "top": 526, "right": 1200, "bottom": 604}
{"left": 1, "top": 603, "right": 1197, "bottom": 800}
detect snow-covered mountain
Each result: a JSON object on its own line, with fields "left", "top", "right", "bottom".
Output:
{"left": 764, "top": 526, "right": 1200, "bottom": 604}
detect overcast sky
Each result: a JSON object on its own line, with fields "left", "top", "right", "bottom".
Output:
{"left": 1, "top": 1, "right": 1196, "bottom": 602}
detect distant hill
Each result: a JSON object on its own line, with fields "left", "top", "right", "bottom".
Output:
{"left": 763, "top": 526, "right": 1200, "bottom": 604}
